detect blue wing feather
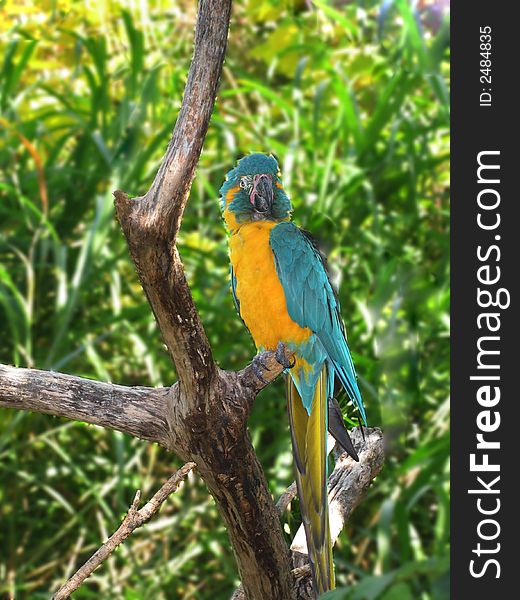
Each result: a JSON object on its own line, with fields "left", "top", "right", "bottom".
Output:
{"left": 269, "top": 222, "right": 367, "bottom": 425}
{"left": 230, "top": 264, "right": 252, "bottom": 335}
{"left": 230, "top": 265, "right": 240, "bottom": 316}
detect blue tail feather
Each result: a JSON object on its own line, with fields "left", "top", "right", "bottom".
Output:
{"left": 331, "top": 360, "right": 367, "bottom": 426}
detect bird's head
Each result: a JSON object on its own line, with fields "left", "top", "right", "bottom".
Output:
{"left": 219, "top": 153, "right": 292, "bottom": 231}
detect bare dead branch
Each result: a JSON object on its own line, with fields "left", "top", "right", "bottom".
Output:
{"left": 117, "top": 2, "right": 233, "bottom": 242}
{"left": 233, "top": 429, "right": 384, "bottom": 599}
{"left": 52, "top": 463, "right": 196, "bottom": 600}
{"left": 1, "top": 2, "right": 385, "bottom": 598}
{"left": 276, "top": 481, "right": 298, "bottom": 516}
{"left": 328, "top": 427, "right": 385, "bottom": 545}
{"left": 113, "top": 2, "right": 296, "bottom": 597}
{"left": 291, "top": 565, "right": 314, "bottom": 600}
{"left": 114, "top": 0, "right": 232, "bottom": 399}
{"left": 238, "top": 347, "right": 295, "bottom": 396}
{"left": 0, "top": 364, "right": 172, "bottom": 448}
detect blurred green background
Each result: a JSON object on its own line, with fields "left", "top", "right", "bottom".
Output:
{"left": 0, "top": 0, "right": 449, "bottom": 598}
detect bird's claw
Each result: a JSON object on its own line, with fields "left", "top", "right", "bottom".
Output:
{"left": 275, "top": 342, "right": 296, "bottom": 369}
{"left": 252, "top": 352, "right": 271, "bottom": 385}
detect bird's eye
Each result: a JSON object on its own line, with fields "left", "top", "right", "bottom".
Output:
{"left": 239, "top": 178, "right": 247, "bottom": 189}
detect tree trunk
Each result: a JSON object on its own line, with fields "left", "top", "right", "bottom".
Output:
{"left": 0, "top": 2, "right": 384, "bottom": 598}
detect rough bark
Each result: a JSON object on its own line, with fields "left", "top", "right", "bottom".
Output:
{"left": 0, "top": 364, "right": 171, "bottom": 448}
{"left": 233, "top": 428, "right": 385, "bottom": 600}
{"left": 328, "top": 428, "right": 385, "bottom": 545}
{"left": 112, "top": 1, "right": 296, "bottom": 595}
{"left": 112, "top": 0, "right": 235, "bottom": 404}
{"left": 0, "top": 361, "right": 384, "bottom": 599}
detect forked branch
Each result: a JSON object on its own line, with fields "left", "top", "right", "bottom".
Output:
{"left": 114, "top": 1, "right": 296, "bottom": 597}
{"left": 113, "top": 0, "right": 233, "bottom": 403}
{"left": 233, "top": 428, "right": 385, "bottom": 600}
{"left": 0, "top": 1, "right": 385, "bottom": 598}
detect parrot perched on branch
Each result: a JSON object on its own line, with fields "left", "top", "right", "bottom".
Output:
{"left": 220, "top": 153, "right": 366, "bottom": 596}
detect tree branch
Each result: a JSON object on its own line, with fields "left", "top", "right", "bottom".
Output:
{"left": 1, "top": 2, "right": 385, "bottom": 598}
{"left": 238, "top": 346, "right": 295, "bottom": 396}
{"left": 52, "top": 463, "right": 196, "bottom": 600}
{"left": 113, "top": 2, "right": 296, "bottom": 597}
{"left": 0, "top": 358, "right": 296, "bottom": 599}
{"left": 276, "top": 481, "right": 298, "bottom": 516}
{"left": 328, "top": 427, "right": 385, "bottom": 545}
{"left": 114, "top": 0, "right": 232, "bottom": 401}
{"left": 233, "top": 428, "right": 385, "bottom": 600}
{"left": 118, "top": 1, "right": 233, "bottom": 242}
{"left": 0, "top": 348, "right": 292, "bottom": 450}
{"left": 0, "top": 364, "right": 172, "bottom": 448}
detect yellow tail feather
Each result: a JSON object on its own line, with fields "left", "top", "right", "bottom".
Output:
{"left": 287, "top": 368, "right": 334, "bottom": 597}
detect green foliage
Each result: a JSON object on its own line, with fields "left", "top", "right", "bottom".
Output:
{"left": 0, "top": 1, "right": 449, "bottom": 598}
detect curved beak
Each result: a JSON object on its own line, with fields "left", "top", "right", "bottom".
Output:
{"left": 250, "top": 174, "right": 274, "bottom": 213}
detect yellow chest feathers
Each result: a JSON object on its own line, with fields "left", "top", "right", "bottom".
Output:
{"left": 229, "top": 221, "right": 311, "bottom": 350}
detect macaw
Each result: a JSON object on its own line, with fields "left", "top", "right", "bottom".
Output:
{"left": 220, "top": 153, "right": 366, "bottom": 596}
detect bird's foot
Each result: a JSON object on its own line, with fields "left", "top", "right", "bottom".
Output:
{"left": 251, "top": 352, "right": 272, "bottom": 386}
{"left": 275, "top": 342, "right": 296, "bottom": 369}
